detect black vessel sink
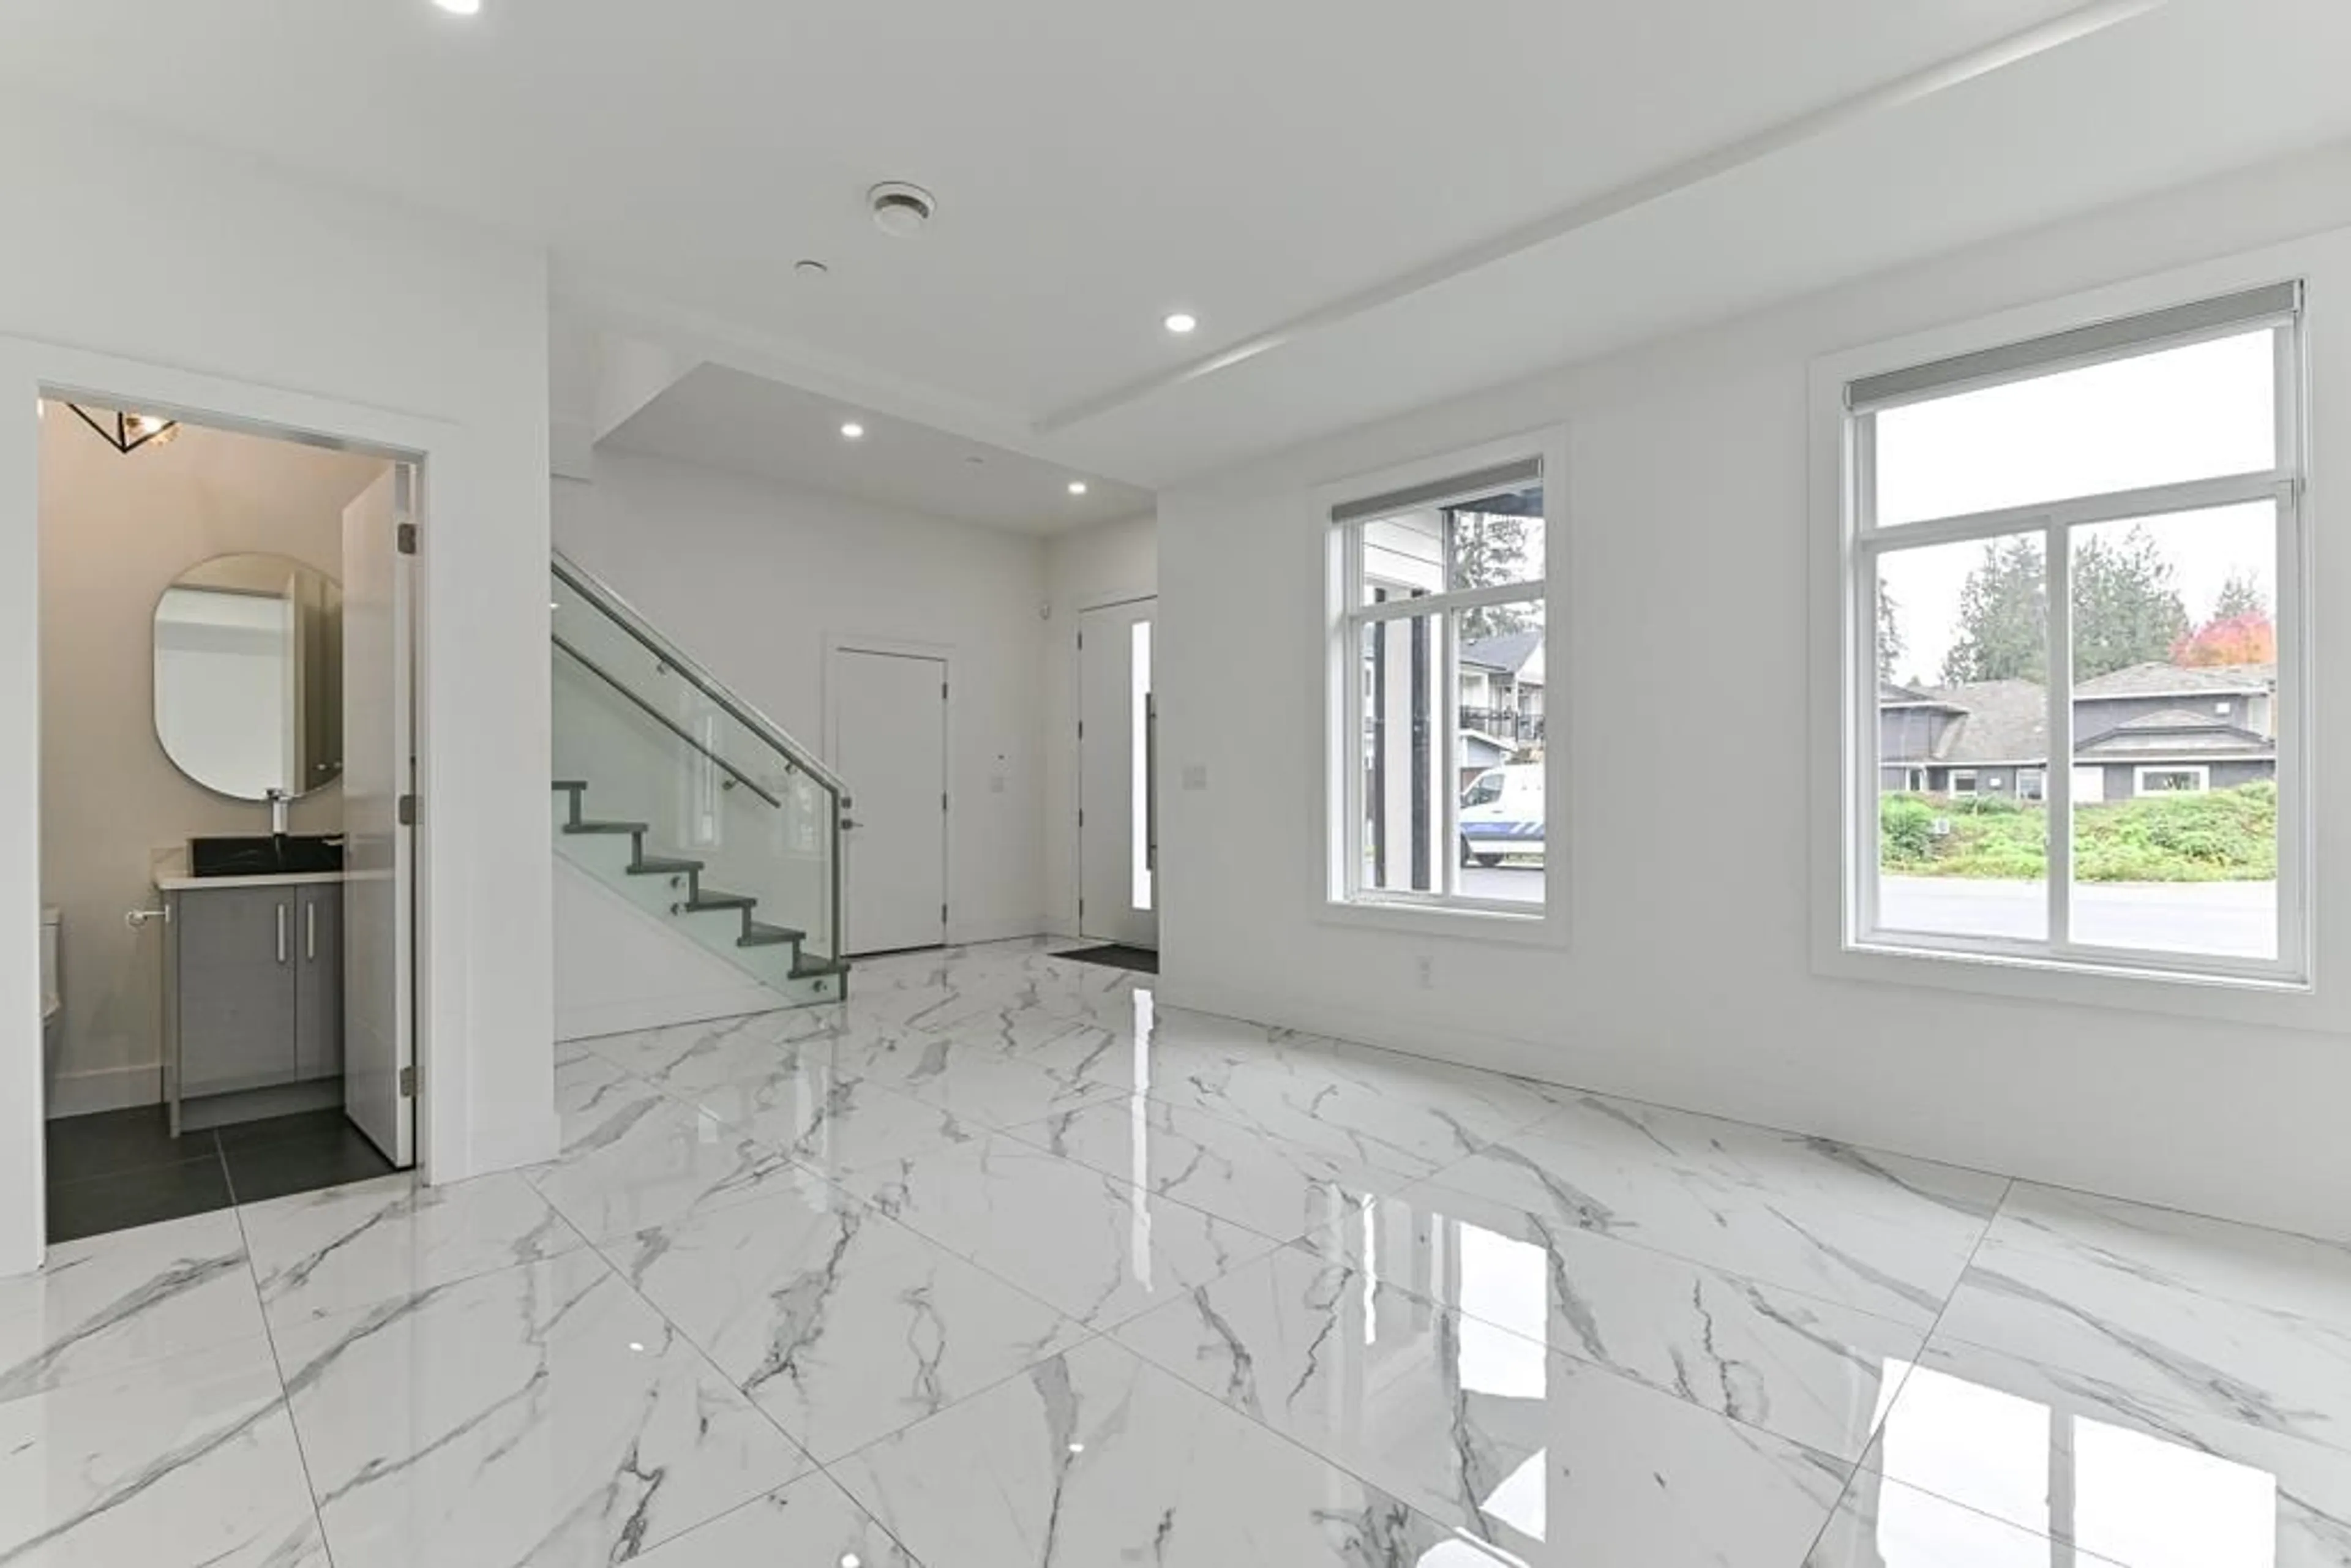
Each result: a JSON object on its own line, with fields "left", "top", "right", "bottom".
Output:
{"left": 187, "top": 835, "right": 345, "bottom": 878}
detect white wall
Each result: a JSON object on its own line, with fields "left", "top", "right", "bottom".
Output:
{"left": 0, "top": 103, "right": 555, "bottom": 1271}
{"left": 1157, "top": 140, "right": 2351, "bottom": 1242}
{"left": 1041, "top": 515, "right": 1158, "bottom": 936}
{"left": 40, "top": 418, "right": 381, "bottom": 1115}
{"left": 554, "top": 452, "right": 1049, "bottom": 945}
{"left": 553, "top": 860, "right": 781, "bottom": 1041}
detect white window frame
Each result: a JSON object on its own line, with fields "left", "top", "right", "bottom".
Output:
{"left": 1949, "top": 770, "right": 1979, "bottom": 798}
{"left": 2018, "top": 768, "right": 2046, "bottom": 803}
{"left": 2134, "top": 764, "right": 2211, "bottom": 795}
{"left": 1813, "top": 272, "right": 2312, "bottom": 1000}
{"left": 1318, "top": 431, "right": 1568, "bottom": 943}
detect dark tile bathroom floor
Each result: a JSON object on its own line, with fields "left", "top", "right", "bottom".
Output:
{"left": 45, "top": 1105, "right": 398, "bottom": 1243}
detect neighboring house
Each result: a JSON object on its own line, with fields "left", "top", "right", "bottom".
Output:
{"left": 1880, "top": 662, "right": 2275, "bottom": 801}
{"left": 1460, "top": 628, "right": 1546, "bottom": 752}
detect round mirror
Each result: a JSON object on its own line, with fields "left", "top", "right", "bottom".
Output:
{"left": 152, "top": 553, "right": 343, "bottom": 801}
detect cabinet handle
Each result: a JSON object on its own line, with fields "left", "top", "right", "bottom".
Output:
{"left": 306, "top": 902, "right": 317, "bottom": 961}
{"left": 277, "top": 902, "right": 288, "bottom": 964}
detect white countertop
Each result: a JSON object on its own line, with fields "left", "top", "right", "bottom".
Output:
{"left": 152, "top": 848, "right": 348, "bottom": 893}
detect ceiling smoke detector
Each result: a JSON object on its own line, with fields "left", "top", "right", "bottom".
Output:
{"left": 868, "top": 182, "right": 937, "bottom": 238}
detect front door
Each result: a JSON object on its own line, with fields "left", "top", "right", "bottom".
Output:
{"left": 833, "top": 648, "right": 949, "bottom": 955}
{"left": 1079, "top": 599, "right": 1158, "bottom": 948}
{"left": 341, "top": 466, "right": 414, "bottom": 1166}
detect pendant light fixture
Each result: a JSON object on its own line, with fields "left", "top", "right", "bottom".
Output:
{"left": 66, "top": 403, "right": 179, "bottom": 454}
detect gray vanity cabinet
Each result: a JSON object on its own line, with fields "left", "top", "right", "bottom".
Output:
{"left": 168, "top": 880, "right": 343, "bottom": 1102}
{"left": 294, "top": 883, "right": 343, "bottom": 1080}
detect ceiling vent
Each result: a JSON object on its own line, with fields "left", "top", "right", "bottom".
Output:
{"left": 869, "top": 182, "right": 937, "bottom": 238}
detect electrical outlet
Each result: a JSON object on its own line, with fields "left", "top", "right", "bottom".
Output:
{"left": 1415, "top": 954, "right": 1434, "bottom": 990}
{"left": 1181, "top": 763, "right": 1210, "bottom": 791}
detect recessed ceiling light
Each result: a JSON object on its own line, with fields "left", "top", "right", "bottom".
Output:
{"left": 840, "top": 422, "right": 865, "bottom": 440}
{"left": 432, "top": 0, "right": 481, "bottom": 14}
{"left": 1163, "top": 312, "right": 1198, "bottom": 335}
{"left": 1067, "top": 480, "right": 1089, "bottom": 496}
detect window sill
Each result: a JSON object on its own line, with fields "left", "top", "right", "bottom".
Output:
{"left": 1320, "top": 895, "right": 1562, "bottom": 948}
{"left": 1818, "top": 932, "right": 2331, "bottom": 1033}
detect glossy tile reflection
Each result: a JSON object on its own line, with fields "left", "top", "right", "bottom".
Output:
{"left": 1330, "top": 1180, "right": 1929, "bottom": 1461}
{"left": 1864, "top": 1343, "right": 2351, "bottom": 1566}
{"left": 9, "top": 939, "right": 2345, "bottom": 1567}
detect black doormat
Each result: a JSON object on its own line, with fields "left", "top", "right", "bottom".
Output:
{"left": 1061, "top": 943, "right": 1160, "bottom": 975}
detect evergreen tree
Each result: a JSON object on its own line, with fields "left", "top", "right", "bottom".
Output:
{"left": 2071, "top": 526, "right": 2189, "bottom": 680}
{"left": 1877, "top": 580, "right": 1906, "bottom": 684}
{"left": 1452, "top": 511, "right": 1535, "bottom": 641}
{"left": 2210, "top": 571, "right": 2268, "bottom": 622}
{"left": 1943, "top": 536, "right": 2046, "bottom": 684}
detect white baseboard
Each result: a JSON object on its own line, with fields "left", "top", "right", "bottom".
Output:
{"left": 947, "top": 915, "right": 1051, "bottom": 948}
{"left": 556, "top": 983, "right": 786, "bottom": 1044}
{"left": 457, "top": 1110, "right": 562, "bottom": 1184}
{"left": 45, "top": 1063, "right": 162, "bottom": 1119}
{"left": 1155, "top": 975, "right": 1578, "bottom": 1089}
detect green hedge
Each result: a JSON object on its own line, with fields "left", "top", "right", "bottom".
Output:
{"left": 1880, "top": 781, "right": 2275, "bottom": 882}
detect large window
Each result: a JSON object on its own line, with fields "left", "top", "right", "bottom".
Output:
{"left": 1847, "top": 285, "right": 2305, "bottom": 979}
{"left": 1329, "top": 456, "right": 1549, "bottom": 915}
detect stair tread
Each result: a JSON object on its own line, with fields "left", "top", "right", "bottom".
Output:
{"left": 630, "top": 855, "right": 705, "bottom": 875}
{"left": 551, "top": 779, "right": 588, "bottom": 792}
{"left": 738, "top": 920, "right": 806, "bottom": 947}
{"left": 791, "top": 956, "right": 852, "bottom": 979}
{"left": 565, "top": 820, "right": 646, "bottom": 835}
{"left": 685, "top": 889, "right": 756, "bottom": 910}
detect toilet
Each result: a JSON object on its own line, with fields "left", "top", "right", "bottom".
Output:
{"left": 39, "top": 906, "right": 62, "bottom": 1073}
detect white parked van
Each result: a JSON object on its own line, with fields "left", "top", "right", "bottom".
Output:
{"left": 1459, "top": 762, "right": 1544, "bottom": 866}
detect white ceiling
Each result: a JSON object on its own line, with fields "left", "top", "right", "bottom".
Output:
{"left": 603, "top": 364, "right": 1152, "bottom": 534}
{"left": 8, "top": 0, "right": 2350, "bottom": 507}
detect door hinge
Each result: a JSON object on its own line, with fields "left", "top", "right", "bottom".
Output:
{"left": 1077, "top": 809, "right": 1085, "bottom": 827}
{"left": 396, "top": 521, "right": 419, "bottom": 556}
{"left": 1077, "top": 720, "right": 1085, "bottom": 740}
{"left": 397, "top": 793, "right": 419, "bottom": 827}
{"left": 399, "top": 1064, "right": 418, "bottom": 1098}
{"left": 942, "top": 791, "right": 950, "bottom": 813}
{"left": 940, "top": 902, "right": 948, "bottom": 927}
{"left": 941, "top": 681, "right": 949, "bottom": 700}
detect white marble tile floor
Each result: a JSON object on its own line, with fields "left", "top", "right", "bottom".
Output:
{"left": 9, "top": 938, "right": 2344, "bottom": 1566}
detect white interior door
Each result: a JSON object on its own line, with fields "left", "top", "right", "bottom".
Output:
{"left": 342, "top": 466, "right": 414, "bottom": 1166}
{"left": 834, "top": 648, "right": 948, "bottom": 955}
{"left": 1079, "top": 600, "right": 1158, "bottom": 948}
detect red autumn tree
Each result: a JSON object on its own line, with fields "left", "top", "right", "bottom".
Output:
{"left": 2173, "top": 612, "right": 2276, "bottom": 667}
{"left": 2173, "top": 572, "right": 2275, "bottom": 667}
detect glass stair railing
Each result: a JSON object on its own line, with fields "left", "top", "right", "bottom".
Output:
{"left": 550, "top": 552, "right": 849, "bottom": 1006}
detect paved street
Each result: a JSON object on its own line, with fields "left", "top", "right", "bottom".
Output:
{"left": 1462, "top": 863, "right": 1544, "bottom": 904}
{"left": 1450, "top": 866, "right": 2274, "bottom": 957}
{"left": 1880, "top": 876, "right": 2276, "bottom": 959}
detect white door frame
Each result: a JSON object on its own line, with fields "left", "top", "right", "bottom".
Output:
{"left": 1067, "top": 590, "right": 1155, "bottom": 936}
{"left": 823, "top": 633, "right": 956, "bottom": 947}
{"left": 1076, "top": 595, "right": 1159, "bottom": 948}
{"left": 0, "top": 336, "right": 470, "bottom": 1273}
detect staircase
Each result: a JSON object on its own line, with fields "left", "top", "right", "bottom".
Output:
{"left": 550, "top": 553, "right": 850, "bottom": 1009}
